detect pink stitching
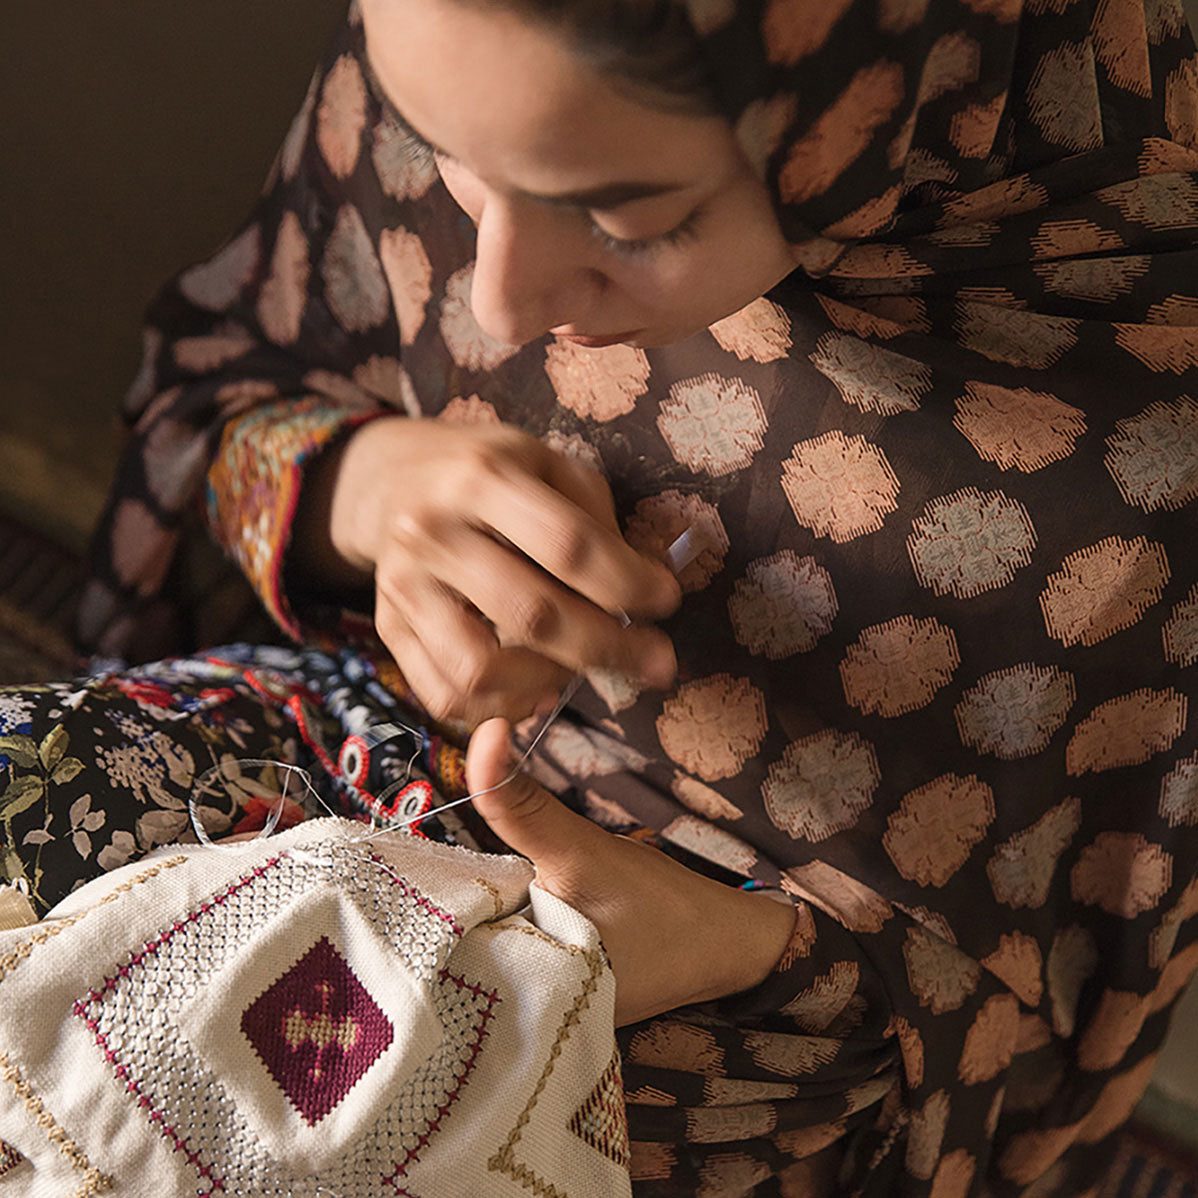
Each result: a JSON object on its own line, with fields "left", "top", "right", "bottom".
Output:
{"left": 369, "top": 852, "right": 463, "bottom": 937}
{"left": 380, "top": 970, "right": 499, "bottom": 1192}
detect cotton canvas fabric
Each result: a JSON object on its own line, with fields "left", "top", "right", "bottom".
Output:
{"left": 24, "top": 0, "right": 1198, "bottom": 1192}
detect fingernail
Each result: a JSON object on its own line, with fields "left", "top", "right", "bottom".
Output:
{"left": 642, "top": 641, "right": 677, "bottom": 688}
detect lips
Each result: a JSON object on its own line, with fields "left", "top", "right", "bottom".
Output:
{"left": 552, "top": 330, "right": 643, "bottom": 348}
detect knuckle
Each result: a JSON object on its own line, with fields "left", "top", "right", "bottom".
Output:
{"left": 547, "top": 525, "right": 593, "bottom": 578}
{"left": 506, "top": 591, "right": 561, "bottom": 645}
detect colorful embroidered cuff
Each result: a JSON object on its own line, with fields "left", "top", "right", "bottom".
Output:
{"left": 205, "top": 398, "right": 385, "bottom": 638}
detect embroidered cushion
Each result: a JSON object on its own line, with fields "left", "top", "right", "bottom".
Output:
{"left": 0, "top": 818, "right": 631, "bottom": 1196}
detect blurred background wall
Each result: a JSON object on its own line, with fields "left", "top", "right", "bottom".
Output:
{"left": 0, "top": 1, "right": 343, "bottom": 550}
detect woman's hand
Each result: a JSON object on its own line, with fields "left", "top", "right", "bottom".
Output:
{"left": 296, "top": 416, "right": 680, "bottom": 726}
{"left": 466, "top": 718, "right": 798, "bottom": 1027}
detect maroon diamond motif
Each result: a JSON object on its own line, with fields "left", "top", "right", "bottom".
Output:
{"left": 241, "top": 936, "right": 394, "bottom": 1125}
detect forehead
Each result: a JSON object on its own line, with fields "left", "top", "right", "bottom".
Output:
{"left": 360, "top": 0, "right": 737, "bottom": 195}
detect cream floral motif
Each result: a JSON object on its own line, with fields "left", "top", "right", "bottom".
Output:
{"left": 809, "top": 331, "right": 933, "bottom": 414}
{"left": 839, "top": 615, "right": 960, "bottom": 718}
{"left": 907, "top": 487, "right": 1037, "bottom": 599}
{"left": 95, "top": 730, "right": 195, "bottom": 812}
{"left": 980, "top": 932, "right": 1044, "bottom": 1007}
{"left": 173, "top": 322, "right": 257, "bottom": 374}
{"left": 1159, "top": 753, "right": 1198, "bottom": 827}
{"left": 544, "top": 340, "right": 650, "bottom": 421}
{"left": 671, "top": 774, "right": 743, "bottom": 821}
{"left": 1071, "top": 832, "right": 1174, "bottom": 918}
{"left": 352, "top": 356, "right": 419, "bottom": 416}
{"left": 953, "top": 302, "right": 1079, "bottom": 369}
{"left": 279, "top": 69, "right": 319, "bottom": 183}
{"left": 660, "top": 815, "right": 758, "bottom": 876}
{"left": 584, "top": 668, "right": 642, "bottom": 714}
{"left": 953, "top": 381, "right": 1086, "bottom": 472}
{"left": 902, "top": 925, "right": 981, "bottom": 1014}
{"left": 906, "top": 1090, "right": 950, "bottom": 1180}
{"left": 1040, "top": 535, "right": 1170, "bottom": 647}
{"left": 439, "top": 266, "right": 521, "bottom": 372}
{"left": 778, "top": 961, "right": 861, "bottom": 1031}
{"left": 883, "top": 774, "right": 995, "bottom": 887}
{"left": 709, "top": 297, "right": 793, "bottom": 361}
{"left": 1104, "top": 395, "right": 1198, "bottom": 511}
{"left": 1035, "top": 255, "right": 1150, "bottom": 302}
{"left": 1099, "top": 173, "right": 1198, "bottom": 230}
{"left": 178, "top": 225, "right": 261, "bottom": 313}
{"left": 439, "top": 394, "right": 500, "bottom": 425}
{"left": 542, "top": 430, "right": 605, "bottom": 477}
{"left": 257, "top": 211, "right": 311, "bottom": 347}
{"left": 1046, "top": 925, "right": 1099, "bottom": 1040}
{"left": 762, "top": 730, "right": 880, "bottom": 842}
{"left": 987, "top": 795, "right": 1082, "bottom": 905}
{"left": 781, "top": 431, "right": 901, "bottom": 543}
{"left": 1065, "top": 687, "right": 1187, "bottom": 775}
{"left": 727, "top": 551, "right": 838, "bottom": 659}
{"left": 371, "top": 113, "right": 439, "bottom": 201}
{"left": 624, "top": 491, "right": 729, "bottom": 593}
{"left": 378, "top": 226, "right": 433, "bottom": 346}
{"left": 656, "top": 675, "right": 767, "bottom": 781}
{"left": 1162, "top": 583, "right": 1198, "bottom": 666}
{"left": 322, "top": 206, "right": 390, "bottom": 334}
{"left": 657, "top": 375, "right": 767, "bottom": 476}
{"left": 143, "top": 419, "right": 215, "bottom": 513}
{"left": 316, "top": 53, "right": 367, "bottom": 179}
{"left": 954, "top": 664, "right": 1076, "bottom": 760}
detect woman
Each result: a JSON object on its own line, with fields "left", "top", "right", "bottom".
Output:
{"left": 4, "top": 0, "right": 1197, "bottom": 1192}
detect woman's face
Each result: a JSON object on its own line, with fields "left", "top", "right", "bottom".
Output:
{"left": 361, "top": 0, "right": 798, "bottom": 349}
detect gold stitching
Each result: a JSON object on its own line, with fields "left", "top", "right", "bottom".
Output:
{"left": 0, "top": 1051, "right": 113, "bottom": 1195}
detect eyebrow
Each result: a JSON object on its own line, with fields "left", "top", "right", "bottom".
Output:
{"left": 361, "top": 52, "right": 690, "bottom": 211}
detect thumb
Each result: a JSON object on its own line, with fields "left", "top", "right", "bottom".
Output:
{"left": 466, "top": 718, "right": 598, "bottom": 872}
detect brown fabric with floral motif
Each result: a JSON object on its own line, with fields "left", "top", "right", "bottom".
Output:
{"left": 70, "top": 0, "right": 1198, "bottom": 1193}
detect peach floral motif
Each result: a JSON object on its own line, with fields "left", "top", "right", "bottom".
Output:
{"left": 257, "top": 210, "right": 310, "bottom": 347}
{"left": 908, "top": 488, "right": 1037, "bottom": 599}
{"left": 879, "top": 0, "right": 930, "bottom": 31}
{"left": 903, "top": 925, "right": 982, "bottom": 1014}
{"left": 886, "top": 1014, "right": 925, "bottom": 1087}
{"left": 1035, "top": 255, "right": 1150, "bottom": 302}
{"left": 1077, "top": 989, "right": 1149, "bottom": 1072}
{"left": 840, "top": 615, "right": 960, "bottom": 718}
{"left": 439, "top": 394, "right": 500, "bottom": 425}
{"left": 1066, "top": 688, "right": 1187, "bottom": 775}
{"left": 762, "top": 0, "right": 853, "bottom": 64}
{"left": 781, "top": 431, "right": 901, "bottom": 543}
{"left": 178, "top": 224, "right": 261, "bottom": 312}
{"left": 923, "top": 220, "right": 1000, "bottom": 247}
{"left": 584, "top": 668, "right": 642, "bottom": 714}
{"left": 728, "top": 551, "right": 838, "bottom": 659}
{"left": 543, "top": 339, "right": 650, "bottom": 421}
{"left": 213, "top": 380, "right": 279, "bottom": 420}
{"left": 111, "top": 499, "right": 174, "bottom": 596}
{"left": 1046, "top": 924, "right": 1100, "bottom": 1040}
{"left": 917, "top": 31, "right": 981, "bottom": 104}
{"left": 954, "top": 302, "right": 1079, "bottom": 369}
{"left": 1078, "top": 1054, "right": 1160, "bottom": 1143}
{"left": 657, "top": 375, "right": 766, "bottom": 476}
{"left": 125, "top": 327, "right": 166, "bottom": 415}
{"left": 980, "top": 931, "right": 1044, "bottom": 1006}
{"left": 809, "top": 332, "right": 932, "bottom": 415}
{"left": 709, "top": 297, "right": 792, "bottom": 361}
{"left": 301, "top": 369, "right": 378, "bottom": 411}
{"left": 703, "top": 1078, "right": 798, "bottom": 1105}
{"left": 943, "top": 176, "right": 1050, "bottom": 225}
{"left": 1149, "top": 939, "right": 1198, "bottom": 1014}
{"left": 1099, "top": 174, "right": 1198, "bottom": 230}
{"left": 783, "top": 860, "right": 894, "bottom": 933}
{"left": 743, "top": 1030, "right": 839, "bottom": 1076}
{"left": 1026, "top": 43, "right": 1103, "bottom": 152}
{"left": 774, "top": 1120, "right": 851, "bottom": 1158}
{"left": 172, "top": 322, "right": 256, "bottom": 374}
{"left": 949, "top": 92, "right": 1007, "bottom": 158}
{"left": 763, "top": 731, "right": 880, "bottom": 842}
{"left": 692, "top": 1148, "right": 771, "bottom": 1189}
{"left": 279, "top": 70, "right": 318, "bottom": 183}
{"left": 1163, "top": 582, "right": 1198, "bottom": 666}
{"left": 959, "top": 994, "right": 1020, "bottom": 1084}
{"left": 815, "top": 296, "right": 905, "bottom": 339}
{"left": 686, "top": 0, "right": 736, "bottom": 36}
{"left": 378, "top": 226, "right": 433, "bottom": 345}
{"left": 1138, "top": 137, "right": 1198, "bottom": 172}
{"left": 854, "top": 295, "right": 932, "bottom": 332}
{"left": 660, "top": 814, "right": 758, "bottom": 875}
{"left": 822, "top": 184, "right": 904, "bottom": 238}
{"left": 316, "top": 53, "right": 366, "bottom": 179}
{"left": 624, "top": 491, "right": 728, "bottom": 593}
{"left": 1149, "top": 876, "right": 1198, "bottom": 967}
{"left": 540, "top": 721, "right": 648, "bottom": 778}
{"left": 955, "top": 664, "right": 1076, "bottom": 760}
{"left": 1104, "top": 396, "right": 1198, "bottom": 511}
{"left": 906, "top": 1090, "right": 950, "bottom": 1180}
{"left": 1041, "top": 536, "right": 1170, "bottom": 647}
{"left": 884, "top": 773, "right": 995, "bottom": 887}
{"left": 1071, "top": 832, "right": 1173, "bottom": 917}
{"left": 999, "top": 1124, "right": 1086, "bottom": 1186}
{"left": 371, "top": 113, "right": 439, "bottom": 201}
{"left": 1165, "top": 57, "right": 1198, "bottom": 146}
{"left": 322, "top": 205, "right": 390, "bottom": 333}
{"left": 779, "top": 961, "right": 860, "bottom": 1032}
{"left": 1159, "top": 753, "right": 1198, "bottom": 827}
{"left": 1147, "top": 295, "right": 1198, "bottom": 324}
{"left": 352, "top": 356, "right": 419, "bottom": 415}
{"left": 930, "top": 1149, "right": 977, "bottom": 1198}
{"left": 953, "top": 381, "right": 1086, "bottom": 472}
{"left": 629, "top": 1143, "right": 677, "bottom": 1182}
{"left": 1114, "top": 323, "right": 1198, "bottom": 373}
{"left": 1030, "top": 218, "right": 1123, "bottom": 260}
{"left": 625, "top": 1022, "right": 726, "bottom": 1074}
{"left": 671, "top": 774, "right": 743, "bottom": 821}
{"left": 439, "top": 265, "right": 521, "bottom": 372}
{"left": 1016, "top": 1013, "right": 1053, "bottom": 1053}
{"left": 778, "top": 61, "right": 906, "bottom": 203}
{"left": 1144, "top": 1, "right": 1189, "bottom": 44}
{"left": 734, "top": 94, "right": 798, "bottom": 177}
{"left": 1093, "top": 0, "right": 1153, "bottom": 94}
{"left": 656, "top": 675, "right": 767, "bottom": 781}
{"left": 987, "top": 798, "right": 1081, "bottom": 910}
{"left": 960, "top": 0, "right": 1020, "bottom": 16}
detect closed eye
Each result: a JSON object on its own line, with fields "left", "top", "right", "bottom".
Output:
{"left": 588, "top": 208, "right": 703, "bottom": 258}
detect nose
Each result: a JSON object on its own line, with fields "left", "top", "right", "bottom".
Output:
{"left": 468, "top": 195, "right": 597, "bottom": 345}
